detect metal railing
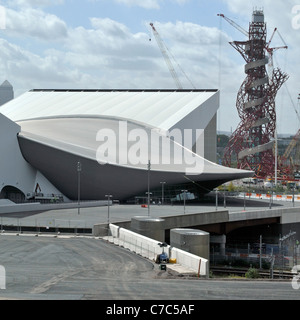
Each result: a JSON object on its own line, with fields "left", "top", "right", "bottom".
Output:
{"left": 0, "top": 217, "right": 92, "bottom": 235}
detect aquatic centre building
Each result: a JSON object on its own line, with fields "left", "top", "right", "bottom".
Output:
{"left": 0, "top": 89, "right": 253, "bottom": 203}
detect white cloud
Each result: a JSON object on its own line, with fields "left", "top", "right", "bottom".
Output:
{"left": 5, "top": 7, "right": 68, "bottom": 40}
{"left": 114, "top": 0, "right": 160, "bottom": 9}
{"left": 67, "top": 18, "right": 153, "bottom": 61}
{"left": 154, "top": 21, "right": 228, "bottom": 46}
{"left": 0, "top": 39, "right": 89, "bottom": 88}
{"left": 90, "top": 0, "right": 160, "bottom": 9}
{"left": 90, "top": 17, "right": 131, "bottom": 40}
{"left": 4, "top": 0, "right": 64, "bottom": 8}
{"left": 93, "top": 0, "right": 191, "bottom": 10}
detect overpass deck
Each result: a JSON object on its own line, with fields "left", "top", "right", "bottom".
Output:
{"left": 0, "top": 198, "right": 300, "bottom": 232}
{"left": 0, "top": 196, "right": 299, "bottom": 234}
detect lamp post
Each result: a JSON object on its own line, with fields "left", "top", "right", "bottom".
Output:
{"left": 243, "top": 187, "right": 246, "bottom": 211}
{"left": 259, "top": 234, "right": 262, "bottom": 269}
{"left": 105, "top": 194, "right": 113, "bottom": 224}
{"left": 160, "top": 182, "right": 166, "bottom": 205}
{"left": 147, "top": 160, "right": 151, "bottom": 216}
{"left": 181, "top": 189, "right": 188, "bottom": 214}
{"left": 146, "top": 192, "right": 152, "bottom": 217}
{"left": 292, "top": 185, "right": 295, "bottom": 207}
{"left": 77, "top": 161, "right": 82, "bottom": 215}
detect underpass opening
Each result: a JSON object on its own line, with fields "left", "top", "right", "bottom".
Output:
{"left": 0, "top": 186, "right": 25, "bottom": 203}
{"left": 225, "top": 220, "right": 281, "bottom": 245}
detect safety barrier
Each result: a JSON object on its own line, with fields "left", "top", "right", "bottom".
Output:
{"left": 107, "top": 224, "right": 209, "bottom": 277}
{"left": 239, "top": 192, "right": 300, "bottom": 202}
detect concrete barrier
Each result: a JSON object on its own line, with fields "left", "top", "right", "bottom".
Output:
{"left": 107, "top": 223, "right": 209, "bottom": 277}
{"left": 170, "top": 247, "right": 208, "bottom": 276}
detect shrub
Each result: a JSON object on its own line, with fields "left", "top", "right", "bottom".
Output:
{"left": 245, "top": 267, "right": 260, "bottom": 279}
{"left": 227, "top": 182, "right": 235, "bottom": 192}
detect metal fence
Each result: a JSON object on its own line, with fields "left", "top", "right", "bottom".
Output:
{"left": 210, "top": 242, "right": 300, "bottom": 271}
{"left": 0, "top": 217, "right": 92, "bottom": 234}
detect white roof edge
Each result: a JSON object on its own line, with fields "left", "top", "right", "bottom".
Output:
{"left": 0, "top": 89, "right": 219, "bottom": 126}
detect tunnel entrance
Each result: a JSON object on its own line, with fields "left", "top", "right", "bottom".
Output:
{"left": 0, "top": 186, "right": 25, "bottom": 203}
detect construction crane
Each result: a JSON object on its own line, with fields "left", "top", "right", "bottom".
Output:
{"left": 217, "top": 14, "right": 248, "bottom": 37}
{"left": 149, "top": 23, "right": 183, "bottom": 89}
{"left": 282, "top": 129, "right": 300, "bottom": 160}
{"left": 280, "top": 95, "right": 300, "bottom": 170}
{"left": 150, "top": 22, "right": 196, "bottom": 90}
{"left": 264, "top": 28, "right": 288, "bottom": 78}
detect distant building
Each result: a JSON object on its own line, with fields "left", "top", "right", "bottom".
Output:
{"left": 0, "top": 80, "right": 14, "bottom": 106}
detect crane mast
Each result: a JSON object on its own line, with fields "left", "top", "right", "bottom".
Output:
{"left": 150, "top": 23, "right": 183, "bottom": 89}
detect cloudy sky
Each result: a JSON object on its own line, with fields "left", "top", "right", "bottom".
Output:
{"left": 0, "top": 0, "right": 299, "bottom": 135}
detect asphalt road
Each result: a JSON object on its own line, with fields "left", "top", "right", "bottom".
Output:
{"left": 0, "top": 234, "right": 299, "bottom": 301}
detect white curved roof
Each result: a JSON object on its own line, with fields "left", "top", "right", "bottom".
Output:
{"left": 17, "top": 115, "right": 252, "bottom": 177}
{"left": 0, "top": 89, "right": 218, "bottom": 131}
{"left": 16, "top": 115, "right": 254, "bottom": 200}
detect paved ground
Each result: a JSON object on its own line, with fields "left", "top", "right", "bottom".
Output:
{"left": 0, "top": 233, "right": 299, "bottom": 301}
{"left": 0, "top": 196, "right": 299, "bottom": 301}
{"left": 0, "top": 195, "right": 296, "bottom": 230}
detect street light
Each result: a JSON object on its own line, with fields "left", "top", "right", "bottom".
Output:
{"left": 145, "top": 192, "right": 152, "bottom": 217}
{"left": 216, "top": 188, "right": 219, "bottom": 211}
{"left": 77, "top": 161, "right": 82, "bottom": 215}
{"left": 181, "top": 189, "right": 188, "bottom": 214}
{"left": 147, "top": 160, "right": 151, "bottom": 216}
{"left": 160, "top": 182, "right": 166, "bottom": 205}
{"left": 105, "top": 194, "right": 113, "bottom": 224}
{"left": 292, "top": 185, "right": 295, "bottom": 207}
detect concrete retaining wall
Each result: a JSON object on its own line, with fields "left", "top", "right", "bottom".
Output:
{"left": 93, "top": 221, "right": 131, "bottom": 237}
{"left": 229, "top": 206, "right": 300, "bottom": 224}
{"left": 0, "top": 200, "right": 109, "bottom": 216}
{"left": 108, "top": 223, "right": 209, "bottom": 277}
{"left": 161, "top": 210, "right": 229, "bottom": 230}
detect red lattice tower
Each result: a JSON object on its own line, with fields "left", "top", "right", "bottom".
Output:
{"left": 222, "top": 10, "right": 289, "bottom": 178}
